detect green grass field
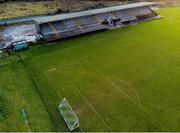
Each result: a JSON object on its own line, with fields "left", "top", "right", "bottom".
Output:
{"left": 1, "top": 7, "right": 180, "bottom": 131}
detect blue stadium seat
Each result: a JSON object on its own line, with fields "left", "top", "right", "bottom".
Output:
{"left": 40, "top": 23, "right": 53, "bottom": 35}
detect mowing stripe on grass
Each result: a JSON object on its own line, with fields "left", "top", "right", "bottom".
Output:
{"left": 34, "top": 57, "right": 62, "bottom": 99}
{"left": 18, "top": 55, "right": 57, "bottom": 131}
{"left": 10, "top": 64, "right": 32, "bottom": 131}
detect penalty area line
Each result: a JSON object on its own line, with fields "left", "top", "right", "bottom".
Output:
{"left": 106, "top": 75, "right": 141, "bottom": 105}
{"left": 84, "top": 59, "right": 170, "bottom": 131}
{"left": 84, "top": 59, "right": 137, "bottom": 104}
{"left": 76, "top": 89, "right": 112, "bottom": 131}
{"left": 46, "top": 61, "right": 81, "bottom": 73}
{"left": 33, "top": 57, "right": 62, "bottom": 99}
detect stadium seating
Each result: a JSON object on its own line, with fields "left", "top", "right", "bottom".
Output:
{"left": 39, "top": 15, "right": 107, "bottom": 41}
{"left": 120, "top": 15, "right": 137, "bottom": 22}
{"left": 134, "top": 7, "right": 154, "bottom": 16}
{"left": 97, "top": 13, "right": 108, "bottom": 21}
{"left": 78, "top": 17, "right": 91, "bottom": 26}
{"left": 40, "top": 23, "right": 53, "bottom": 35}
{"left": 37, "top": 3, "right": 158, "bottom": 41}
{"left": 64, "top": 19, "right": 78, "bottom": 29}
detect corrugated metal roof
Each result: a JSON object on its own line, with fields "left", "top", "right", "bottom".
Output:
{"left": 34, "top": 2, "right": 156, "bottom": 24}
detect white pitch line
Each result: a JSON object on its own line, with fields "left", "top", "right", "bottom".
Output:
{"left": 84, "top": 59, "right": 170, "bottom": 130}
{"left": 46, "top": 61, "right": 81, "bottom": 73}
{"left": 156, "top": 47, "right": 180, "bottom": 70}
{"left": 79, "top": 126, "right": 84, "bottom": 133}
{"left": 76, "top": 89, "right": 112, "bottom": 131}
{"left": 84, "top": 59, "right": 136, "bottom": 104}
{"left": 157, "top": 48, "right": 169, "bottom": 65}
{"left": 105, "top": 75, "right": 138, "bottom": 104}
{"left": 107, "top": 76, "right": 141, "bottom": 105}
{"left": 46, "top": 68, "right": 57, "bottom": 73}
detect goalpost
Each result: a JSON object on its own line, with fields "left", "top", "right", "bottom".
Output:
{"left": 58, "top": 98, "right": 80, "bottom": 131}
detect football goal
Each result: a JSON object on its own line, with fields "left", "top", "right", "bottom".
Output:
{"left": 58, "top": 98, "right": 79, "bottom": 131}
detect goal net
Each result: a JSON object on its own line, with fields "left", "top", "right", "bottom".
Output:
{"left": 58, "top": 98, "right": 79, "bottom": 131}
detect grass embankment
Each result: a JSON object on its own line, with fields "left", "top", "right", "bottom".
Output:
{"left": 0, "top": 0, "right": 121, "bottom": 20}
{"left": 0, "top": 56, "right": 55, "bottom": 131}
{"left": 0, "top": 1, "right": 60, "bottom": 19}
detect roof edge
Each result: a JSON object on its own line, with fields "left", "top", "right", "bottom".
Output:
{"left": 35, "top": 2, "right": 156, "bottom": 24}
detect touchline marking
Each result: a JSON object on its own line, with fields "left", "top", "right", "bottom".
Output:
{"left": 76, "top": 89, "right": 112, "bottom": 131}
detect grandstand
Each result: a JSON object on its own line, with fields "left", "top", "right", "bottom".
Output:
{"left": 35, "top": 2, "right": 159, "bottom": 42}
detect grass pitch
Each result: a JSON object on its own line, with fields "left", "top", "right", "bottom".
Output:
{"left": 1, "top": 7, "right": 180, "bottom": 131}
